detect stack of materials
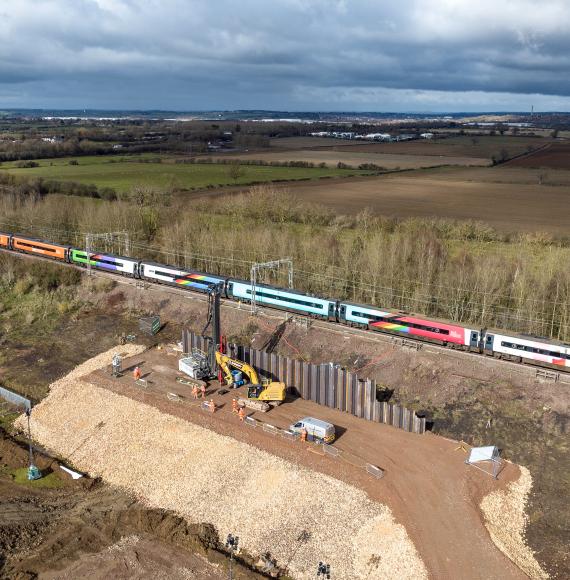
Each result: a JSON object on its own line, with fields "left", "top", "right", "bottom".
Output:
{"left": 139, "top": 316, "right": 160, "bottom": 336}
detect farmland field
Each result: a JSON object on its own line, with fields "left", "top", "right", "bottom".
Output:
{"left": 270, "top": 135, "right": 551, "bottom": 159}
{"left": 417, "top": 165, "right": 570, "bottom": 186}
{"left": 507, "top": 142, "right": 570, "bottom": 169}
{"left": 0, "top": 154, "right": 369, "bottom": 192}
{"left": 214, "top": 149, "right": 488, "bottom": 169}
{"left": 270, "top": 172, "right": 570, "bottom": 235}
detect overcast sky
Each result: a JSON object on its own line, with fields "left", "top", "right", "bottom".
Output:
{"left": 1, "top": 0, "right": 570, "bottom": 112}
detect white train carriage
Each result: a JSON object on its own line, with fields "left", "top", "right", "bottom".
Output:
{"left": 483, "top": 331, "right": 570, "bottom": 369}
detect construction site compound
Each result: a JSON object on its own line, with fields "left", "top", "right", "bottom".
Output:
{"left": 0, "top": 269, "right": 558, "bottom": 579}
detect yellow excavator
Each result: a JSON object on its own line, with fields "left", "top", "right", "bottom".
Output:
{"left": 215, "top": 351, "right": 286, "bottom": 412}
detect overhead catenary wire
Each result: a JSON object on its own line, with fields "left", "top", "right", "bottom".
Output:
{"left": 0, "top": 219, "right": 568, "bottom": 337}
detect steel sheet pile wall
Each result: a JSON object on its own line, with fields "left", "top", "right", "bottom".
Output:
{"left": 183, "top": 331, "right": 425, "bottom": 434}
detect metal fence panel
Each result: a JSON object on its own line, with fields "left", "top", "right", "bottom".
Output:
{"left": 0, "top": 386, "right": 31, "bottom": 410}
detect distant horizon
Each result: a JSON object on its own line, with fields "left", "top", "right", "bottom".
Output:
{"left": 1, "top": 107, "right": 566, "bottom": 117}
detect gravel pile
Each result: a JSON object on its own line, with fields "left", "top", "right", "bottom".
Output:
{"left": 19, "top": 346, "right": 427, "bottom": 579}
{"left": 481, "top": 466, "right": 549, "bottom": 579}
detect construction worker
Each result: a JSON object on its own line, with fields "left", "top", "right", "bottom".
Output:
{"left": 238, "top": 407, "right": 246, "bottom": 422}
{"left": 208, "top": 399, "right": 216, "bottom": 413}
{"left": 191, "top": 385, "right": 199, "bottom": 400}
{"left": 133, "top": 366, "right": 141, "bottom": 381}
{"left": 300, "top": 427, "right": 308, "bottom": 442}
{"left": 200, "top": 384, "right": 206, "bottom": 399}
{"left": 231, "top": 398, "right": 239, "bottom": 414}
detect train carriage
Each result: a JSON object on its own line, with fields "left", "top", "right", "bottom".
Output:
{"left": 368, "top": 311, "right": 480, "bottom": 349}
{"left": 483, "top": 331, "right": 570, "bottom": 369}
{"left": 227, "top": 279, "right": 337, "bottom": 320}
{"left": 0, "top": 232, "right": 11, "bottom": 248}
{"left": 69, "top": 249, "right": 139, "bottom": 277}
{"left": 140, "top": 262, "right": 227, "bottom": 293}
{"left": 12, "top": 235, "right": 69, "bottom": 261}
{"left": 1, "top": 227, "right": 569, "bottom": 374}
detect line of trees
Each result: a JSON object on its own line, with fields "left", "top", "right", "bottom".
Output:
{"left": 0, "top": 185, "right": 568, "bottom": 341}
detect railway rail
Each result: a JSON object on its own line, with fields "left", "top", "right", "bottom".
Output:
{"left": 0, "top": 231, "right": 568, "bottom": 377}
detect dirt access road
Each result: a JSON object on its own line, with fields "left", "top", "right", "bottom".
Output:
{"left": 88, "top": 347, "right": 526, "bottom": 580}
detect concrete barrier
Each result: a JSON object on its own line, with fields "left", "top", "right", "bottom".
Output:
{"left": 323, "top": 444, "right": 341, "bottom": 458}
{"left": 281, "top": 429, "right": 297, "bottom": 441}
{"left": 366, "top": 463, "right": 385, "bottom": 479}
{"left": 262, "top": 423, "right": 281, "bottom": 436}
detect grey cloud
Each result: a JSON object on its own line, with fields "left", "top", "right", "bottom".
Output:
{"left": 0, "top": 0, "right": 569, "bottom": 110}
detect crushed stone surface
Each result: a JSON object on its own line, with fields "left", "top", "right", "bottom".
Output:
{"left": 18, "top": 346, "right": 427, "bottom": 580}
{"left": 481, "top": 466, "right": 549, "bottom": 580}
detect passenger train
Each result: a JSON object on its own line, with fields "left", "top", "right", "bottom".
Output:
{"left": 1, "top": 231, "right": 568, "bottom": 371}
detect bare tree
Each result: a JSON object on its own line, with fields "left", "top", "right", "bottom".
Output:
{"left": 227, "top": 161, "right": 244, "bottom": 182}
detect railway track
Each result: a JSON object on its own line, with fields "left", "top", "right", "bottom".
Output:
{"left": 2, "top": 247, "right": 568, "bottom": 384}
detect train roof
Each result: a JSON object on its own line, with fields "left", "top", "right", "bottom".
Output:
{"left": 13, "top": 234, "right": 71, "bottom": 248}
{"left": 140, "top": 260, "right": 227, "bottom": 278}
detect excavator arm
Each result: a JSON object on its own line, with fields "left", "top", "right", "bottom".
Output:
{"left": 215, "top": 351, "right": 260, "bottom": 386}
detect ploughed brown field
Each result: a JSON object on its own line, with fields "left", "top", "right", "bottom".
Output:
{"left": 507, "top": 142, "right": 570, "bottom": 169}
{"left": 420, "top": 165, "right": 570, "bottom": 186}
{"left": 277, "top": 172, "right": 570, "bottom": 235}
{"left": 215, "top": 149, "right": 488, "bottom": 169}
{"left": 269, "top": 135, "right": 552, "bottom": 159}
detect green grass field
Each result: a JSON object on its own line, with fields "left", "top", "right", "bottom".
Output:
{"left": 0, "top": 154, "right": 370, "bottom": 192}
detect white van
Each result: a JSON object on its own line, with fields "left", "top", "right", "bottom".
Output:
{"left": 289, "top": 417, "right": 336, "bottom": 443}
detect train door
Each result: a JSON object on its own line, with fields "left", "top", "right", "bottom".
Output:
{"left": 484, "top": 333, "right": 494, "bottom": 352}
{"left": 329, "top": 302, "right": 338, "bottom": 322}
{"left": 470, "top": 331, "right": 479, "bottom": 349}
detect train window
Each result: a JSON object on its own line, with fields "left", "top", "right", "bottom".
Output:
{"left": 405, "top": 321, "right": 450, "bottom": 335}
{"left": 152, "top": 269, "right": 178, "bottom": 278}
{"left": 501, "top": 341, "right": 569, "bottom": 359}
{"left": 351, "top": 309, "right": 385, "bottom": 321}
{"left": 244, "top": 288, "right": 324, "bottom": 309}
{"left": 16, "top": 241, "right": 57, "bottom": 253}
{"left": 96, "top": 257, "right": 123, "bottom": 266}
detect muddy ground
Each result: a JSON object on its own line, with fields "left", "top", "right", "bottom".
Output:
{"left": 0, "top": 273, "right": 568, "bottom": 577}
{"left": 0, "top": 426, "right": 262, "bottom": 579}
{"left": 508, "top": 142, "right": 570, "bottom": 169}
